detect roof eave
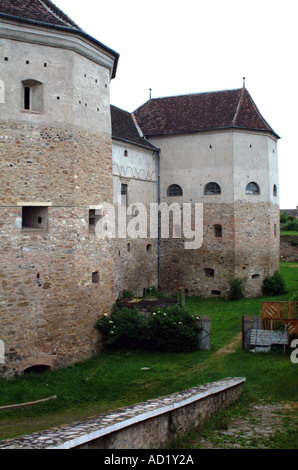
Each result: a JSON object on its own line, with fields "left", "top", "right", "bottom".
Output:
{"left": 0, "top": 12, "right": 119, "bottom": 78}
{"left": 143, "top": 126, "right": 280, "bottom": 140}
{"left": 112, "top": 136, "right": 159, "bottom": 152}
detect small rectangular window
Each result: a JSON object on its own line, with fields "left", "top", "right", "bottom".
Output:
{"left": 22, "top": 206, "right": 48, "bottom": 230}
{"left": 214, "top": 225, "right": 222, "bottom": 238}
{"left": 121, "top": 183, "right": 128, "bottom": 206}
{"left": 92, "top": 271, "right": 99, "bottom": 284}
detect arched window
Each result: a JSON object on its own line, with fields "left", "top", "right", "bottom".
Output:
{"left": 167, "top": 184, "right": 183, "bottom": 197}
{"left": 273, "top": 184, "right": 277, "bottom": 197}
{"left": 246, "top": 182, "right": 260, "bottom": 195}
{"left": 204, "top": 182, "right": 221, "bottom": 195}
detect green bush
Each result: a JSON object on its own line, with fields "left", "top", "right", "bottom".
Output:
{"left": 121, "top": 289, "right": 134, "bottom": 300}
{"left": 227, "top": 278, "right": 245, "bottom": 300}
{"left": 143, "top": 286, "right": 164, "bottom": 298}
{"left": 94, "top": 304, "right": 201, "bottom": 352}
{"left": 262, "top": 271, "right": 288, "bottom": 296}
{"left": 94, "top": 305, "right": 148, "bottom": 347}
{"left": 146, "top": 305, "right": 201, "bottom": 352}
{"left": 282, "top": 219, "right": 298, "bottom": 232}
{"left": 291, "top": 292, "right": 298, "bottom": 302}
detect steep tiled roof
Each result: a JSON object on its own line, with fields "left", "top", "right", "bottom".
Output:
{"left": 134, "top": 88, "right": 279, "bottom": 138}
{"left": 0, "top": 0, "right": 119, "bottom": 78}
{"left": 0, "top": 0, "right": 81, "bottom": 30}
{"left": 111, "top": 105, "right": 158, "bottom": 150}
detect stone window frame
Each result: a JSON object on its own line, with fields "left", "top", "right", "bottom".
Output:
{"left": 21, "top": 79, "right": 44, "bottom": 113}
{"left": 21, "top": 204, "right": 49, "bottom": 231}
{"left": 167, "top": 184, "right": 183, "bottom": 197}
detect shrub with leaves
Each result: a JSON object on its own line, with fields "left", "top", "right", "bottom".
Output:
{"left": 146, "top": 305, "right": 201, "bottom": 352}
{"left": 228, "top": 277, "right": 245, "bottom": 300}
{"left": 94, "top": 306, "right": 148, "bottom": 347}
{"left": 262, "top": 271, "right": 288, "bottom": 296}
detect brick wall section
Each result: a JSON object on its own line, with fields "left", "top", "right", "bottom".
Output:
{"left": 0, "top": 123, "right": 115, "bottom": 378}
{"left": 280, "top": 235, "right": 298, "bottom": 262}
{"left": 160, "top": 202, "right": 280, "bottom": 298}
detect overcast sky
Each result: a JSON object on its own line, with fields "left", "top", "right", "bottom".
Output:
{"left": 54, "top": 0, "right": 298, "bottom": 209}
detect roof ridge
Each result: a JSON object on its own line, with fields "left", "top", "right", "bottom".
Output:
{"left": 232, "top": 87, "right": 245, "bottom": 126}
{"left": 148, "top": 88, "right": 243, "bottom": 103}
{"left": 38, "top": 0, "right": 82, "bottom": 30}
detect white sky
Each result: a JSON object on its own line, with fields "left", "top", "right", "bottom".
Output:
{"left": 53, "top": 0, "right": 298, "bottom": 209}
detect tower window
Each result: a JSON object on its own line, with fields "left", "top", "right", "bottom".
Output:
{"left": 24, "top": 86, "right": 30, "bottom": 110}
{"left": 22, "top": 206, "right": 48, "bottom": 230}
{"left": 273, "top": 184, "right": 277, "bottom": 197}
{"left": 121, "top": 183, "right": 128, "bottom": 206}
{"left": 204, "top": 182, "right": 221, "bottom": 195}
{"left": 22, "top": 79, "right": 43, "bottom": 113}
{"left": 214, "top": 224, "right": 222, "bottom": 238}
{"left": 203, "top": 268, "right": 214, "bottom": 278}
{"left": 246, "top": 182, "right": 260, "bottom": 195}
{"left": 167, "top": 184, "right": 183, "bottom": 197}
{"left": 92, "top": 271, "right": 99, "bottom": 284}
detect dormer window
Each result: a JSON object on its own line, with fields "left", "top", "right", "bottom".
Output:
{"left": 22, "top": 79, "right": 43, "bottom": 113}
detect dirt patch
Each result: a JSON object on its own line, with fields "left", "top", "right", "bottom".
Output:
{"left": 198, "top": 402, "right": 298, "bottom": 449}
{"left": 213, "top": 332, "right": 242, "bottom": 356}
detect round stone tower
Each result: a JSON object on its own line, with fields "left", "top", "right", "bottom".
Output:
{"left": 0, "top": 0, "right": 119, "bottom": 378}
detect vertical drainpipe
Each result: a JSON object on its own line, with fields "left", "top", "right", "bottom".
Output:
{"left": 157, "top": 148, "right": 161, "bottom": 290}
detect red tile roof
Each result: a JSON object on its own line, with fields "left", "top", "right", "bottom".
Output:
{"left": 0, "top": 0, "right": 119, "bottom": 78}
{"left": 0, "top": 0, "right": 81, "bottom": 30}
{"left": 134, "top": 88, "right": 279, "bottom": 138}
{"left": 111, "top": 105, "right": 158, "bottom": 150}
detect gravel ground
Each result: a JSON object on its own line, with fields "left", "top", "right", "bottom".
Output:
{"left": 198, "top": 401, "right": 298, "bottom": 449}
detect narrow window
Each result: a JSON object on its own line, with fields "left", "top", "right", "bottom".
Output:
{"left": 167, "top": 184, "right": 183, "bottom": 197}
{"left": 204, "top": 182, "right": 221, "bottom": 195}
{"left": 121, "top": 183, "right": 128, "bottom": 206}
{"left": 22, "top": 206, "right": 48, "bottom": 230}
{"left": 124, "top": 150, "right": 128, "bottom": 157}
{"left": 24, "top": 86, "right": 30, "bottom": 110}
{"left": 127, "top": 243, "right": 131, "bottom": 252}
{"left": 273, "top": 184, "right": 277, "bottom": 197}
{"left": 22, "top": 79, "right": 43, "bottom": 113}
{"left": 146, "top": 244, "right": 152, "bottom": 254}
{"left": 274, "top": 223, "right": 277, "bottom": 238}
{"left": 246, "top": 182, "right": 260, "bottom": 195}
{"left": 252, "top": 274, "right": 260, "bottom": 279}
{"left": 214, "top": 224, "right": 222, "bottom": 238}
{"left": 92, "top": 271, "right": 99, "bottom": 284}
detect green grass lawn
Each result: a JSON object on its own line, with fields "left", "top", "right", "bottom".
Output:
{"left": 0, "top": 262, "right": 297, "bottom": 444}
